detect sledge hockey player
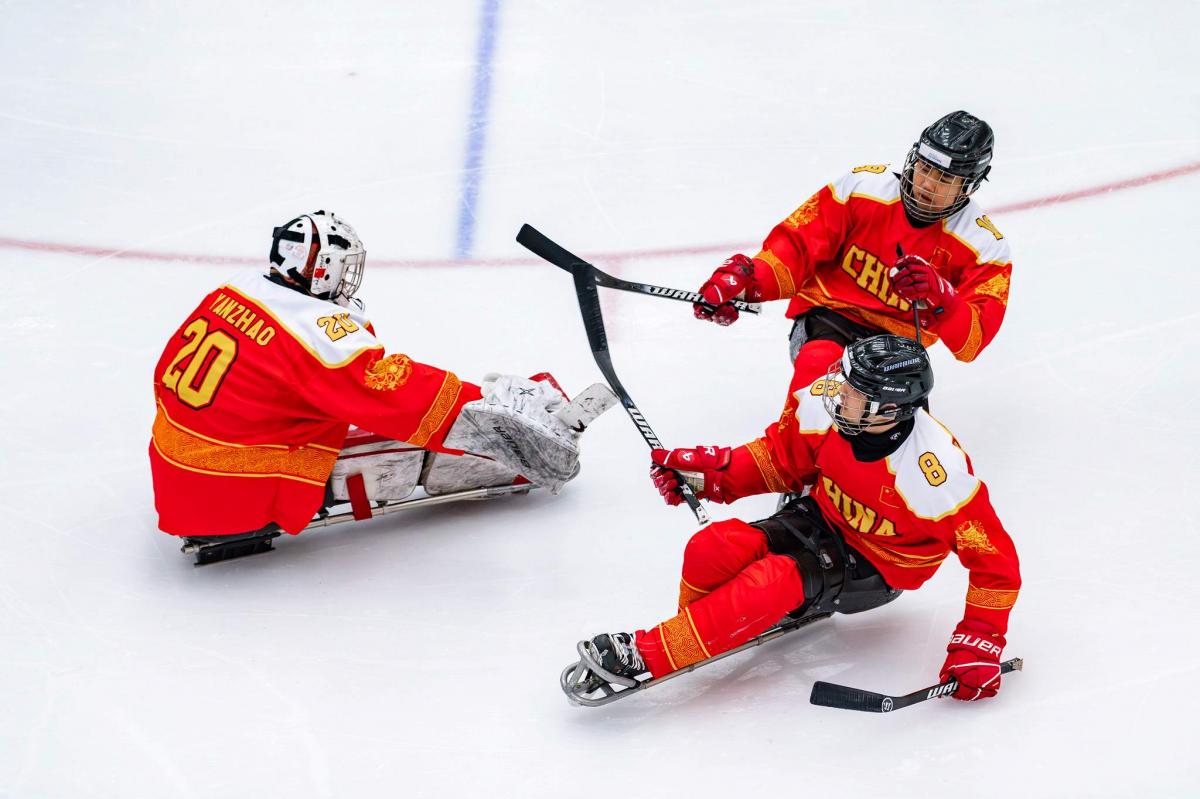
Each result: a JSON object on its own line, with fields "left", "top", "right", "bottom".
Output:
{"left": 149, "top": 211, "right": 614, "bottom": 564}
{"left": 692, "top": 110, "right": 1012, "bottom": 402}
{"left": 563, "top": 335, "right": 1020, "bottom": 705}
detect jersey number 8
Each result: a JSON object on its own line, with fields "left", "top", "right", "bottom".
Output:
{"left": 918, "top": 452, "right": 947, "bottom": 487}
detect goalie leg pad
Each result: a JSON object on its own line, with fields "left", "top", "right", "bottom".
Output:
{"left": 330, "top": 436, "right": 425, "bottom": 503}
{"left": 421, "top": 451, "right": 522, "bottom": 496}
{"left": 443, "top": 375, "right": 610, "bottom": 493}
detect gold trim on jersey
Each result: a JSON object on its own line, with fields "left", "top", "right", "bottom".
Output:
{"left": 755, "top": 248, "right": 797, "bottom": 298}
{"left": 848, "top": 532, "right": 948, "bottom": 570}
{"left": 152, "top": 402, "right": 336, "bottom": 487}
{"left": 407, "top": 372, "right": 463, "bottom": 447}
{"left": 746, "top": 438, "right": 789, "bottom": 494}
{"left": 828, "top": 181, "right": 903, "bottom": 206}
{"left": 678, "top": 577, "right": 711, "bottom": 611}
{"left": 217, "top": 284, "right": 383, "bottom": 370}
{"left": 657, "top": 607, "right": 710, "bottom": 672}
{"left": 966, "top": 583, "right": 1019, "bottom": 610}
{"left": 952, "top": 304, "right": 984, "bottom": 362}
{"left": 850, "top": 191, "right": 902, "bottom": 206}
{"left": 685, "top": 606, "right": 712, "bottom": 658}
{"left": 973, "top": 271, "right": 1011, "bottom": 305}
{"left": 938, "top": 219, "right": 1009, "bottom": 267}
{"left": 795, "top": 286, "right": 939, "bottom": 348}
{"left": 884, "top": 452, "right": 981, "bottom": 523}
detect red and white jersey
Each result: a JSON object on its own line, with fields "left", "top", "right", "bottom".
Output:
{"left": 745, "top": 165, "right": 1012, "bottom": 362}
{"left": 149, "top": 271, "right": 480, "bottom": 536}
{"left": 718, "top": 375, "right": 1021, "bottom": 636}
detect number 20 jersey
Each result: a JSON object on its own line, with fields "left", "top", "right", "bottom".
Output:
{"left": 149, "top": 271, "right": 479, "bottom": 537}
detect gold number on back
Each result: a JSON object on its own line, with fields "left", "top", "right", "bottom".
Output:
{"left": 162, "top": 318, "right": 238, "bottom": 409}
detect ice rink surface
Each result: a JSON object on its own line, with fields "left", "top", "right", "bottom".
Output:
{"left": 2, "top": 2, "right": 1198, "bottom": 796}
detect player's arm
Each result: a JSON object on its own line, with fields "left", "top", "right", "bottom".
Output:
{"left": 648, "top": 409, "right": 820, "bottom": 505}
{"left": 935, "top": 259, "right": 1011, "bottom": 362}
{"left": 292, "top": 343, "right": 611, "bottom": 492}
{"left": 893, "top": 246, "right": 1012, "bottom": 363}
{"left": 292, "top": 345, "right": 483, "bottom": 453}
{"left": 938, "top": 483, "right": 1022, "bottom": 699}
{"left": 693, "top": 183, "right": 852, "bottom": 325}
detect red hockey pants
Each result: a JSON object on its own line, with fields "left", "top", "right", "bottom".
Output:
{"left": 635, "top": 519, "right": 807, "bottom": 678}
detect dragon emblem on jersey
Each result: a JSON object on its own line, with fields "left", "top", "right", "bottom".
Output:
{"left": 785, "top": 193, "right": 821, "bottom": 228}
{"left": 973, "top": 272, "right": 1011, "bottom": 305}
{"left": 954, "top": 520, "right": 998, "bottom": 554}
{"left": 363, "top": 353, "right": 413, "bottom": 391}
{"left": 975, "top": 215, "right": 1004, "bottom": 240}
{"left": 777, "top": 395, "right": 798, "bottom": 432}
{"left": 851, "top": 163, "right": 888, "bottom": 174}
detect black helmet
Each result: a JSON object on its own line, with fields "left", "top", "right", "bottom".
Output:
{"left": 823, "top": 335, "right": 933, "bottom": 434}
{"left": 900, "top": 110, "right": 994, "bottom": 223}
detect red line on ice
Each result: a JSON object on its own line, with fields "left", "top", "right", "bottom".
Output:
{"left": 3, "top": 160, "right": 1198, "bottom": 267}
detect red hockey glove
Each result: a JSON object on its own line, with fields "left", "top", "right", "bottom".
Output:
{"left": 649, "top": 446, "right": 732, "bottom": 505}
{"left": 891, "top": 255, "right": 958, "bottom": 324}
{"left": 939, "top": 619, "right": 1006, "bottom": 701}
{"left": 694, "top": 255, "right": 757, "bottom": 326}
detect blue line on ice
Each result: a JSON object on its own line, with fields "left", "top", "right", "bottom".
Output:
{"left": 454, "top": 0, "right": 502, "bottom": 260}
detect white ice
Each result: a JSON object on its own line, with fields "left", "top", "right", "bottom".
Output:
{"left": 1, "top": 2, "right": 1197, "bottom": 797}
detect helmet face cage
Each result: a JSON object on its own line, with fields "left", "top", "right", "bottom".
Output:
{"left": 821, "top": 357, "right": 905, "bottom": 436}
{"left": 336, "top": 250, "right": 366, "bottom": 303}
{"left": 899, "top": 144, "right": 988, "bottom": 223}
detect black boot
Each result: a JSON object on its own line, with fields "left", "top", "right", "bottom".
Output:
{"left": 586, "top": 632, "right": 647, "bottom": 679}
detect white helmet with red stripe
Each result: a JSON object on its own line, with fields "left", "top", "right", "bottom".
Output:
{"left": 269, "top": 210, "right": 366, "bottom": 306}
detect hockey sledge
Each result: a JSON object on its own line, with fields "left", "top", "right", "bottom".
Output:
{"left": 181, "top": 378, "right": 617, "bottom": 566}
{"left": 180, "top": 448, "right": 537, "bottom": 566}
{"left": 560, "top": 612, "right": 833, "bottom": 707}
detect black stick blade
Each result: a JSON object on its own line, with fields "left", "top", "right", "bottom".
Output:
{"left": 516, "top": 224, "right": 590, "bottom": 273}
{"left": 809, "top": 681, "right": 892, "bottom": 713}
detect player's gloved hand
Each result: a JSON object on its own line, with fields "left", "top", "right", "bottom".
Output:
{"left": 649, "top": 446, "right": 732, "bottom": 504}
{"left": 939, "top": 619, "right": 1006, "bottom": 701}
{"left": 694, "top": 255, "right": 757, "bottom": 326}
{"left": 891, "top": 255, "right": 958, "bottom": 323}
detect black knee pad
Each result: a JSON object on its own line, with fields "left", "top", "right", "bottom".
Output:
{"left": 751, "top": 497, "right": 900, "bottom": 617}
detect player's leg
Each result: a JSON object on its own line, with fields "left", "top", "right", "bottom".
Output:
{"left": 676, "top": 518, "right": 770, "bottom": 610}
{"left": 786, "top": 308, "right": 882, "bottom": 388}
{"left": 637, "top": 497, "right": 900, "bottom": 679}
{"left": 637, "top": 553, "right": 807, "bottom": 678}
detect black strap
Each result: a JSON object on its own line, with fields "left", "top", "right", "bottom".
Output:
{"left": 269, "top": 218, "right": 307, "bottom": 266}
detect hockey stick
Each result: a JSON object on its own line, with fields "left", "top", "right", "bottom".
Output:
{"left": 895, "top": 243, "right": 923, "bottom": 343}
{"left": 516, "top": 224, "right": 762, "bottom": 315}
{"left": 809, "top": 657, "right": 1024, "bottom": 713}
{"left": 569, "top": 265, "right": 710, "bottom": 524}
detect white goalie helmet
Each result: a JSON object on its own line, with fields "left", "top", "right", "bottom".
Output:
{"left": 269, "top": 210, "right": 366, "bottom": 306}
